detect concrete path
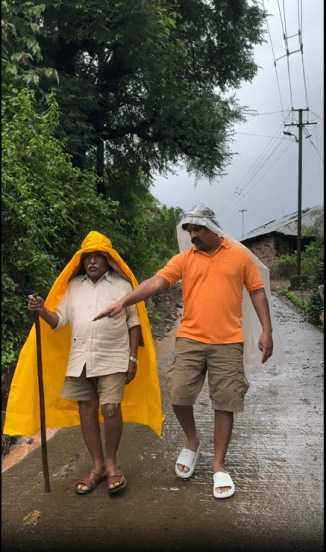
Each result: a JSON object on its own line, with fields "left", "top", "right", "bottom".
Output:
{"left": 1, "top": 296, "right": 324, "bottom": 552}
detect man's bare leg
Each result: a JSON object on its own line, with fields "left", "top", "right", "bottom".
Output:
{"left": 77, "top": 398, "right": 106, "bottom": 492}
{"left": 213, "top": 410, "right": 233, "bottom": 495}
{"left": 102, "top": 403, "right": 124, "bottom": 490}
{"left": 172, "top": 404, "right": 200, "bottom": 473}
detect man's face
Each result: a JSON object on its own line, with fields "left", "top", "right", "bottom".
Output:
{"left": 186, "top": 224, "right": 218, "bottom": 251}
{"left": 83, "top": 251, "right": 109, "bottom": 282}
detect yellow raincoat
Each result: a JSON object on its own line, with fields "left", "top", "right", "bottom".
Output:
{"left": 3, "top": 231, "right": 165, "bottom": 437}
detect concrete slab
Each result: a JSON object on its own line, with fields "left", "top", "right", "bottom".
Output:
{"left": 1, "top": 296, "right": 324, "bottom": 552}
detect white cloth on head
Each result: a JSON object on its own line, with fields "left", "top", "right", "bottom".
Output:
{"left": 177, "top": 203, "right": 286, "bottom": 376}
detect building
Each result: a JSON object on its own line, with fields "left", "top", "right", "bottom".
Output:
{"left": 240, "top": 205, "right": 323, "bottom": 269}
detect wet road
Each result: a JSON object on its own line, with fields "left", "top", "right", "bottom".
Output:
{"left": 1, "top": 296, "right": 324, "bottom": 552}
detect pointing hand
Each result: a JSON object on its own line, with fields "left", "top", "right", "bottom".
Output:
{"left": 93, "top": 301, "right": 124, "bottom": 321}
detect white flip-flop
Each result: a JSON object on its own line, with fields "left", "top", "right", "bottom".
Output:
{"left": 213, "top": 471, "right": 235, "bottom": 498}
{"left": 175, "top": 442, "right": 201, "bottom": 479}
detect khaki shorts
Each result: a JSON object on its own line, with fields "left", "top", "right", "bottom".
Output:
{"left": 61, "top": 366, "right": 126, "bottom": 405}
{"left": 164, "top": 338, "right": 249, "bottom": 412}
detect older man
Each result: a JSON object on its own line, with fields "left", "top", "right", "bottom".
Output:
{"left": 94, "top": 205, "right": 274, "bottom": 499}
{"left": 4, "top": 231, "right": 164, "bottom": 496}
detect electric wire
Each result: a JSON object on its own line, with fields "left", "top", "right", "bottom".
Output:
{"left": 303, "top": 127, "right": 324, "bottom": 164}
{"left": 216, "top": 124, "right": 290, "bottom": 216}
{"left": 263, "top": 0, "right": 285, "bottom": 116}
{"left": 279, "top": 0, "right": 295, "bottom": 108}
{"left": 297, "top": 0, "right": 309, "bottom": 110}
{"left": 216, "top": 139, "right": 295, "bottom": 221}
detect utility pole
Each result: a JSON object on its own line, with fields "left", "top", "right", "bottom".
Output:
{"left": 284, "top": 109, "right": 317, "bottom": 275}
{"left": 239, "top": 209, "right": 247, "bottom": 236}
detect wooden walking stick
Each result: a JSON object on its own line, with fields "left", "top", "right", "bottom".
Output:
{"left": 33, "top": 294, "right": 51, "bottom": 492}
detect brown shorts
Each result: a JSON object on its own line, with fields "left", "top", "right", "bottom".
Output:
{"left": 164, "top": 338, "right": 249, "bottom": 412}
{"left": 61, "top": 367, "right": 126, "bottom": 405}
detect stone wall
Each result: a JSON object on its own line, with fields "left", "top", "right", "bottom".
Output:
{"left": 244, "top": 235, "right": 280, "bottom": 268}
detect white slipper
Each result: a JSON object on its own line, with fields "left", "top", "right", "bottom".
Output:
{"left": 213, "top": 471, "right": 235, "bottom": 499}
{"left": 175, "top": 442, "right": 201, "bottom": 479}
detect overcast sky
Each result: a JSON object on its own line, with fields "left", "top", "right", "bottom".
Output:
{"left": 152, "top": 0, "right": 324, "bottom": 240}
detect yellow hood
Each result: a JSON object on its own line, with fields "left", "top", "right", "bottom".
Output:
{"left": 4, "top": 231, "right": 165, "bottom": 437}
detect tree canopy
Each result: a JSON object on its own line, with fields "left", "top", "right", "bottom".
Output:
{"left": 2, "top": 0, "right": 323, "bottom": 409}
{"left": 1, "top": 0, "right": 268, "bottom": 381}
{"left": 1, "top": 2, "right": 183, "bottom": 377}
{"left": 35, "top": 0, "right": 266, "bottom": 184}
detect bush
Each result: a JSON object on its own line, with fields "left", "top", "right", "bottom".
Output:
{"left": 271, "top": 255, "right": 296, "bottom": 280}
{"left": 306, "top": 291, "right": 324, "bottom": 326}
{"left": 1, "top": 87, "right": 121, "bottom": 379}
{"left": 289, "top": 274, "right": 309, "bottom": 290}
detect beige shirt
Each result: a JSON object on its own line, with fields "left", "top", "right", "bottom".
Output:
{"left": 55, "top": 271, "right": 140, "bottom": 377}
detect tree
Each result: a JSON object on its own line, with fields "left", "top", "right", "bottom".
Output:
{"left": 1, "top": 0, "right": 58, "bottom": 93}
{"left": 1, "top": 86, "right": 121, "bottom": 375}
{"left": 1, "top": 0, "right": 186, "bottom": 403}
{"left": 1, "top": 85, "right": 183, "bottom": 378}
{"left": 35, "top": 0, "right": 266, "bottom": 186}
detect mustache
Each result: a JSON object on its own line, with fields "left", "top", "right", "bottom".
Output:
{"left": 191, "top": 237, "right": 201, "bottom": 245}
{"left": 87, "top": 263, "right": 99, "bottom": 268}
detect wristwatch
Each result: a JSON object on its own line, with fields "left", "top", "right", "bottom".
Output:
{"left": 129, "top": 356, "right": 139, "bottom": 365}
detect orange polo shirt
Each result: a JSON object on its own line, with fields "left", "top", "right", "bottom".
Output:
{"left": 156, "top": 238, "right": 264, "bottom": 344}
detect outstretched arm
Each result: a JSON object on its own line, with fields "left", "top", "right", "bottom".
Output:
{"left": 93, "top": 275, "right": 170, "bottom": 321}
{"left": 249, "top": 288, "right": 273, "bottom": 363}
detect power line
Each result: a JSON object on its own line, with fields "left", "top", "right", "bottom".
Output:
{"left": 267, "top": 0, "right": 310, "bottom": 114}
{"left": 263, "top": 0, "right": 285, "bottom": 116}
{"left": 309, "top": 110, "right": 324, "bottom": 123}
{"left": 216, "top": 136, "right": 294, "bottom": 218}
{"left": 303, "top": 126, "right": 324, "bottom": 164}
{"left": 215, "top": 2, "right": 322, "bottom": 232}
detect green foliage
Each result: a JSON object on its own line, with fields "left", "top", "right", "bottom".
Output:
{"left": 1, "top": 0, "right": 58, "bottom": 91}
{"left": 289, "top": 274, "right": 308, "bottom": 290}
{"left": 1, "top": 84, "right": 184, "bottom": 380}
{"left": 119, "top": 199, "right": 183, "bottom": 280}
{"left": 285, "top": 288, "right": 324, "bottom": 327}
{"left": 301, "top": 214, "right": 324, "bottom": 322}
{"left": 1, "top": 85, "right": 122, "bottom": 375}
{"left": 276, "top": 213, "right": 324, "bottom": 326}
{"left": 1, "top": 0, "right": 272, "bottom": 391}
{"left": 302, "top": 210, "right": 324, "bottom": 238}
{"left": 100, "top": 165, "right": 183, "bottom": 279}
{"left": 284, "top": 291, "right": 307, "bottom": 312}
{"left": 1, "top": 273, "right": 29, "bottom": 384}
{"left": 112, "top": 199, "right": 182, "bottom": 281}
{"left": 305, "top": 291, "right": 324, "bottom": 326}
{"left": 301, "top": 239, "right": 324, "bottom": 289}
{"left": 146, "top": 309, "right": 162, "bottom": 324}
{"left": 33, "top": 0, "right": 266, "bottom": 179}
{"left": 276, "top": 255, "right": 296, "bottom": 268}
{"left": 272, "top": 254, "right": 296, "bottom": 279}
